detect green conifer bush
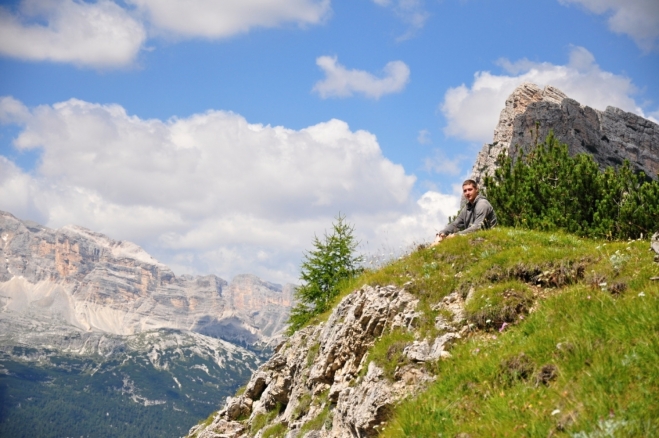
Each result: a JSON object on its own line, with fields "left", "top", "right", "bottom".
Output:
{"left": 484, "top": 133, "right": 659, "bottom": 239}
{"left": 287, "top": 215, "right": 363, "bottom": 334}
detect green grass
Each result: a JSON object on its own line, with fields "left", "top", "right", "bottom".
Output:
{"left": 465, "top": 280, "right": 535, "bottom": 329}
{"left": 346, "top": 229, "right": 629, "bottom": 373}
{"left": 273, "top": 227, "right": 658, "bottom": 437}
{"left": 292, "top": 392, "right": 312, "bottom": 420}
{"left": 306, "top": 342, "right": 321, "bottom": 367}
{"left": 380, "top": 284, "right": 659, "bottom": 437}
{"left": 262, "top": 422, "right": 287, "bottom": 438}
{"left": 190, "top": 410, "right": 217, "bottom": 438}
{"left": 299, "top": 404, "right": 333, "bottom": 434}
{"left": 250, "top": 403, "right": 284, "bottom": 435}
{"left": 362, "top": 329, "right": 415, "bottom": 380}
{"left": 354, "top": 227, "right": 659, "bottom": 437}
{"left": 235, "top": 384, "right": 247, "bottom": 396}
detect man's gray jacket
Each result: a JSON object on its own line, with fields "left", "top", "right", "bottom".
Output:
{"left": 439, "top": 195, "right": 497, "bottom": 236}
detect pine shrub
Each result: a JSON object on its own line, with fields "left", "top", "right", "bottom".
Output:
{"left": 484, "top": 133, "right": 659, "bottom": 239}
{"left": 287, "top": 215, "right": 363, "bottom": 333}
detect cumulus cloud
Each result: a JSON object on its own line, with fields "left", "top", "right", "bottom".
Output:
{"left": 441, "top": 46, "right": 652, "bottom": 143}
{"left": 128, "top": 0, "right": 331, "bottom": 39}
{"left": 0, "top": 0, "right": 146, "bottom": 67}
{"left": 0, "top": 0, "right": 330, "bottom": 67}
{"left": 417, "top": 129, "right": 431, "bottom": 145}
{"left": 0, "top": 96, "right": 30, "bottom": 124}
{"left": 371, "top": 0, "right": 429, "bottom": 40}
{"left": 0, "top": 96, "right": 458, "bottom": 283}
{"left": 313, "top": 56, "right": 410, "bottom": 99}
{"left": 423, "top": 150, "right": 465, "bottom": 176}
{"left": 558, "top": 0, "right": 659, "bottom": 51}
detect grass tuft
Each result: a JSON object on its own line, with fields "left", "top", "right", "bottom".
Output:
{"left": 465, "top": 280, "right": 534, "bottom": 329}
{"left": 261, "top": 422, "right": 287, "bottom": 438}
{"left": 250, "top": 403, "right": 284, "bottom": 435}
{"left": 363, "top": 329, "right": 415, "bottom": 380}
{"left": 292, "top": 392, "right": 312, "bottom": 420}
{"left": 299, "top": 404, "right": 333, "bottom": 434}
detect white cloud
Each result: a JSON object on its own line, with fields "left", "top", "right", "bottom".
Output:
{"left": 558, "top": 0, "right": 659, "bottom": 51}
{"left": 359, "top": 190, "right": 460, "bottom": 262}
{"left": 441, "top": 46, "right": 652, "bottom": 143}
{"left": 0, "top": 157, "right": 47, "bottom": 224}
{"left": 649, "top": 109, "right": 659, "bottom": 124}
{"left": 313, "top": 56, "right": 410, "bottom": 99}
{"left": 129, "top": 0, "right": 331, "bottom": 39}
{"left": 424, "top": 150, "right": 465, "bottom": 176}
{"left": 0, "top": 97, "right": 459, "bottom": 284}
{"left": 0, "top": 0, "right": 146, "bottom": 67}
{"left": 0, "top": 0, "right": 330, "bottom": 67}
{"left": 0, "top": 96, "right": 30, "bottom": 124}
{"left": 371, "top": 0, "right": 429, "bottom": 40}
{"left": 417, "top": 129, "right": 431, "bottom": 145}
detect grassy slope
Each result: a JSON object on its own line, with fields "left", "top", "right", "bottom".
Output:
{"left": 212, "top": 227, "right": 658, "bottom": 438}
{"left": 335, "top": 227, "right": 659, "bottom": 437}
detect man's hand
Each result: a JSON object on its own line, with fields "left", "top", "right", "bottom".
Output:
{"left": 431, "top": 233, "right": 446, "bottom": 247}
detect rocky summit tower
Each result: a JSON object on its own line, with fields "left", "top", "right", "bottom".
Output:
{"left": 470, "top": 82, "right": 659, "bottom": 185}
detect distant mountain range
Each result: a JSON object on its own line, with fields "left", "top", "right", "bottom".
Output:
{"left": 0, "top": 210, "right": 294, "bottom": 438}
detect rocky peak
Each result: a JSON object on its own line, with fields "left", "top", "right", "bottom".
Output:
{"left": 0, "top": 210, "right": 291, "bottom": 346}
{"left": 511, "top": 99, "right": 659, "bottom": 179}
{"left": 492, "top": 82, "right": 567, "bottom": 146}
{"left": 470, "top": 83, "right": 659, "bottom": 185}
{"left": 470, "top": 83, "right": 567, "bottom": 185}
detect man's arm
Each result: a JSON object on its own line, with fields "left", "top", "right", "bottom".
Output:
{"left": 438, "top": 206, "right": 468, "bottom": 236}
{"left": 456, "top": 199, "right": 495, "bottom": 235}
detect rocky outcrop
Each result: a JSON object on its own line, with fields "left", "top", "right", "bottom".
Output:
{"left": 0, "top": 210, "right": 292, "bottom": 347}
{"left": 470, "top": 83, "right": 659, "bottom": 184}
{"left": 187, "top": 286, "right": 468, "bottom": 438}
{"left": 470, "top": 83, "right": 567, "bottom": 184}
{"left": 511, "top": 100, "right": 659, "bottom": 180}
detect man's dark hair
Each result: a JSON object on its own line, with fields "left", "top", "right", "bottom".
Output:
{"left": 462, "top": 179, "right": 478, "bottom": 189}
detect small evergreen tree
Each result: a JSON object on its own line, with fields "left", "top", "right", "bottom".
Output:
{"left": 484, "top": 132, "right": 659, "bottom": 239}
{"left": 287, "top": 215, "right": 363, "bottom": 334}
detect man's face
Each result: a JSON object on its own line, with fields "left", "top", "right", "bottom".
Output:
{"left": 463, "top": 184, "right": 478, "bottom": 203}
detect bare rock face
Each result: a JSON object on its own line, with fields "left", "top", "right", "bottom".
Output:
{"left": 470, "top": 83, "right": 567, "bottom": 184}
{"left": 0, "top": 211, "right": 292, "bottom": 347}
{"left": 510, "top": 99, "right": 659, "bottom": 180}
{"left": 470, "top": 82, "right": 659, "bottom": 185}
{"left": 227, "top": 275, "right": 294, "bottom": 340}
{"left": 187, "top": 285, "right": 468, "bottom": 438}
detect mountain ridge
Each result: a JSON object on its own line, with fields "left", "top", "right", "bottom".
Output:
{"left": 0, "top": 209, "right": 294, "bottom": 438}
{"left": 0, "top": 209, "right": 293, "bottom": 346}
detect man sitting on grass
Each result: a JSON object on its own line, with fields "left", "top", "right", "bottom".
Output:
{"left": 433, "top": 179, "right": 497, "bottom": 245}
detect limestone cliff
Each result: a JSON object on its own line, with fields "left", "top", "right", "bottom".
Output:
{"left": 186, "top": 285, "right": 467, "bottom": 438}
{"left": 0, "top": 210, "right": 293, "bottom": 347}
{"left": 470, "top": 83, "right": 659, "bottom": 185}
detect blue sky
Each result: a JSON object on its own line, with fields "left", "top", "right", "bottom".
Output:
{"left": 1, "top": 0, "right": 658, "bottom": 284}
